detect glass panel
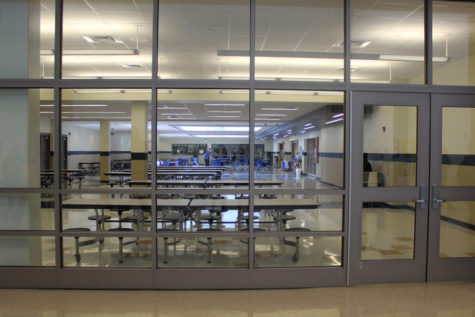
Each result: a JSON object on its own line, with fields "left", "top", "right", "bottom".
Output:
{"left": 351, "top": 0, "right": 425, "bottom": 84}
{"left": 0, "top": 236, "right": 55, "bottom": 266}
{"left": 363, "top": 105, "right": 417, "bottom": 187}
{"left": 255, "top": 0, "right": 343, "bottom": 82}
{"left": 61, "top": 89, "right": 152, "bottom": 189}
{"left": 62, "top": 194, "right": 152, "bottom": 232}
{"left": 0, "top": 89, "right": 54, "bottom": 188}
{"left": 433, "top": 1, "right": 475, "bottom": 86}
{"left": 62, "top": 0, "right": 153, "bottom": 79}
{"left": 255, "top": 90, "right": 345, "bottom": 189}
{"left": 157, "top": 193, "right": 249, "bottom": 233}
{"left": 442, "top": 107, "right": 475, "bottom": 186}
{"left": 439, "top": 201, "right": 475, "bottom": 258}
{"left": 156, "top": 89, "right": 250, "bottom": 189}
{"left": 158, "top": 0, "right": 249, "bottom": 80}
{"left": 0, "top": 0, "right": 54, "bottom": 79}
{"left": 63, "top": 236, "right": 151, "bottom": 267}
{"left": 157, "top": 237, "right": 248, "bottom": 268}
{"left": 0, "top": 193, "right": 54, "bottom": 231}
{"left": 254, "top": 236, "right": 342, "bottom": 267}
{"left": 361, "top": 202, "right": 415, "bottom": 260}
{"left": 254, "top": 194, "right": 343, "bottom": 232}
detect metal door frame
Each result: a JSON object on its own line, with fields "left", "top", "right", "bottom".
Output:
{"left": 427, "top": 93, "right": 475, "bottom": 282}
{"left": 348, "top": 91, "right": 431, "bottom": 285}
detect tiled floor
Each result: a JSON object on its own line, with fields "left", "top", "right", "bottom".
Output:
{"left": 0, "top": 282, "right": 473, "bottom": 316}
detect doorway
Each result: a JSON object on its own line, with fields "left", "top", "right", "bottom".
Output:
{"left": 349, "top": 92, "right": 475, "bottom": 284}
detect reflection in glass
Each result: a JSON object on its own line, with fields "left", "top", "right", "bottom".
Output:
{"left": 61, "top": 89, "right": 152, "bottom": 189}
{"left": 156, "top": 89, "right": 250, "bottom": 189}
{"left": 433, "top": 1, "right": 475, "bottom": 86}
{"left": 361, "top": 202, "right": 415, "bottom": 260}
{"left": 0, "top": 89, "right": 54, "bottom": 188}
{"left": 157, "top": 237, "right": 248, "bottom": 268}
{"left": 442, "top": 107, "right": 475, "bottom": 186}
{"left": 0, "top": 194, "right": 54, "bottom": 231}
{"left": 254, "top": 236, "right": 342, "bottom": 267}
{"left": 256, "top": 0, "right": 343, "bottom": 82}
{"left": 255, "top": 90, "right": 345, "bottom": 189}
{"left": 0, "top": 236, "right": 55, "bottom": 266}
{"left": 439, "top": 201, "right": 475, "bottom": 258}
{"left": 0, "top": 0, "right": 55, "bottom": 79}
{"left": 62, "top": 194, "right": 151, "bottom": 232}
{"left": 254, "top": 194, "right": 342, "bottom": 232}
{"left": 158, "top": 0, "right": 249, "bottom": 79}
{"left": 63, "top": 236, "right": 151, "bottom": 267}
{"left": 363, "top": 105, "right": 417, "bottom": 187}
{"left": 351, "top": 0, "right": 425, "bottom": 84}
{"left": 62, "top": 0, "right": 153, "bottom": 79}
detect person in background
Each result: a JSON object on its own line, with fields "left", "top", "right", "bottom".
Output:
{"left": 363, "top": 153, "right": 372, "bottom": 172}
{"left": 204, "top": 148, "right": 211, "bottom": 166}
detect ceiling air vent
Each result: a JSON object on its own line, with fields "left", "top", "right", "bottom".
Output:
{"left": 83, "top": 35, "right": 123, "bottom": 44}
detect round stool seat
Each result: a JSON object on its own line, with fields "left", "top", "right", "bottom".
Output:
{"left": 87, "top": 215, "right": 111, "bottom": 221}
{"left": 240, "top": 228, "right": 266, "bottom": 232}
{"left": 108, "top": 228, "right": 134, "bottom": 233}
{"left": 122, "top": 216, "right": 149, "bottom": 223}
{"left": 159, "top": 213, "right": 182, "bottom": 221}
{"left": 281, "top": 215, "right": 296, "bottom": 221}
{"left": 197, "top": 228, "right": 222, "bottom": 232}
{"left": 284, "top": 227, "right": 311, "bottom": 232}
{"left": 237, "top": 215, "right": 259, "bottom": 221}
{"left": 64, "top": 228, "right": 91, "bottom": 232}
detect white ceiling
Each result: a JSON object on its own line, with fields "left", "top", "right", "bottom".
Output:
{"left": 37, "top": 0, "right": 475, "bottom": 82}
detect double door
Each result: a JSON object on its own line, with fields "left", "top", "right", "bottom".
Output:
{"left": 349, "top": 92, "right": 475, "bottom": 284}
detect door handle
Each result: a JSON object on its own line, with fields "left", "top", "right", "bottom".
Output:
{"left": 416, "top": 184, "right": 427, "bottom": 209}
{"left": 431, "top": 184, "right": 446, "bottom": 209}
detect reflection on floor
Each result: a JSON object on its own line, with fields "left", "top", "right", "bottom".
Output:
{"left": 0, "top": 282, "right": 474, "bottom": 316}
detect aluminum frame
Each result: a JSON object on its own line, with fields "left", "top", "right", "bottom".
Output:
{"left": 0, "top": 0, "right": 473, "bottom": 289}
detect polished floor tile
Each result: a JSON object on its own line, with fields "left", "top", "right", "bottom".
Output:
{"left": 0, "top": 282, "right": 473, "bottom": 317}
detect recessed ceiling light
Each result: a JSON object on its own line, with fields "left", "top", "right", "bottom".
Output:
{"left": 122, "top": 64, "right": 141, "bottom": 68}
{"left": 332, "top": 113, "right": 344, "bottom": 118}
{"left": 157, "top": 106, "right": 188, "bottom": 110}
{"left": 207, "top": 110, "right": 241, "bottom": 113}
{"left": 325, "top": 118, "right": 344, "bottom": 125}
{"left": 204, "top": 104, "right": 245, "bottom": 107}
{"left": 194, "top": 135, "right": 248, "bottom": 138}
{"left": 255, "top": 118, "right": 280, "bottom": 121}
{"left": 208, "top": 115, "right": 240, "bottom": 118}
{"left": 261, "top": 107, "right": 298, "bottom": 111}
{"left": 40, "top": 104, "right": 108, "bottom": 107}
{"left": 256, "top": 114, "right": 287, "bottom": 117}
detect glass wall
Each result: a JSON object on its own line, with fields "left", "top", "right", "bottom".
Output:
{"left": 0, "top": 0, "right": 473, "bottom": 289}
{"left": 256, "top": 0, "right": 344, "bottom": 81}
{"left": 351, "top": 0, "right": 425, "bottom": 84}
{"left": 62, "top": 0, "right": 153, "bottom": 79}
{"left": 433, "top": 1, "right": 475, "bottom": 86}
{"left": 158, "top": 0, "right": 250, "bottom": 79}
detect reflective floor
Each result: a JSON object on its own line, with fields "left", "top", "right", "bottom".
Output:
{"left": 0, "top": 282, "right": 473, "bottom": 316}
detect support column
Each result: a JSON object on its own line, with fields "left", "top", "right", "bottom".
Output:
{"left": 131, "top": 101, "right": 149, "bottom": 184}
{"left": 0, "top": 0, "right": 41, "bottom": 266}
{"left": 100, "top": 120, "right": 110, "bottom": 183}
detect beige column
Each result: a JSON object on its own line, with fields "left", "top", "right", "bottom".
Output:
{"left": 100, "top": 120, "right": 110, "bottom": 183}
{"left": 131, "top": 101, "right": 149, "bottom": 184}
{"left": 470, "top": 15, "right": 475, "bottom": 85}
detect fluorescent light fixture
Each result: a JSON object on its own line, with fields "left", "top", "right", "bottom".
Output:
{"left": 194, "top": 134, "right": 249, "bottom": 138}
{"left": 256, "top": 113, "right": 287, "bottom": 117}
{"left": 40, "top": 111, "right": 53, "bottom": 114}
{"left": 304, "top": 123, "right": 312, "bottom": 126}
{"left": 220, "top": 90, "right": 265, "bottom": 95}
{"left": 255, "top": 118, "right": 280, "bottom": 121}
{"left": 332, "top": 113, "right": 344, "bottom": 118}
{"left": 157, "top": 90, "right": 173, "bottom": 94}
{"left": 218, "top": 49, "right": 449, "bottom": 63}
{"left": 160, "top": 113, "right": 193, "bottom": 116}
{"left": 178, "top": 126, "right": 261, "bottom": 132}
{"left": 379, "top": 55, "right": 449, "bottom": 62}
{"left": 267, "top": 90, "right": 317, "bottom": 96}
{"left": 74, "top": 89, "right": 122, "bottom": 94}
{"left": 304, "top": 125, "right": 315, "bottom": 130}
{"left": 62, "top": 116, "right": 130, "bottom": 120}
{"left": 157, "top": 106, "right": 187, "bottom": 110}
{"left": 273, "top": 133, "right": 279, "bottom": 136}
{"left": 208, "top": 115, "right": 240, "bottom": 118}
{"left": 261, "top": 107, "right": 298, "bottom": 111}
{"left": 204, "top": 103, "right": 246, "bottom": 107}
{"left": 325, "top": 118, "right": 344, "bottom": 125}
{"left": 316, "top": 91, "right": 344, "bottom": 96}
{"left": 207, "top": 110, "right": 241, "bottom": 114}
{"left": 40, "top": 104, "right": 108, "bottom": 107}
{"left": 301, "top": 131, "right": 306, "bottom": 134}
{"left": 41, "top": 49, "right": 139, "bottom": 56}
{"left": 62, "top": 111, "right": 126, "bottom": 114}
